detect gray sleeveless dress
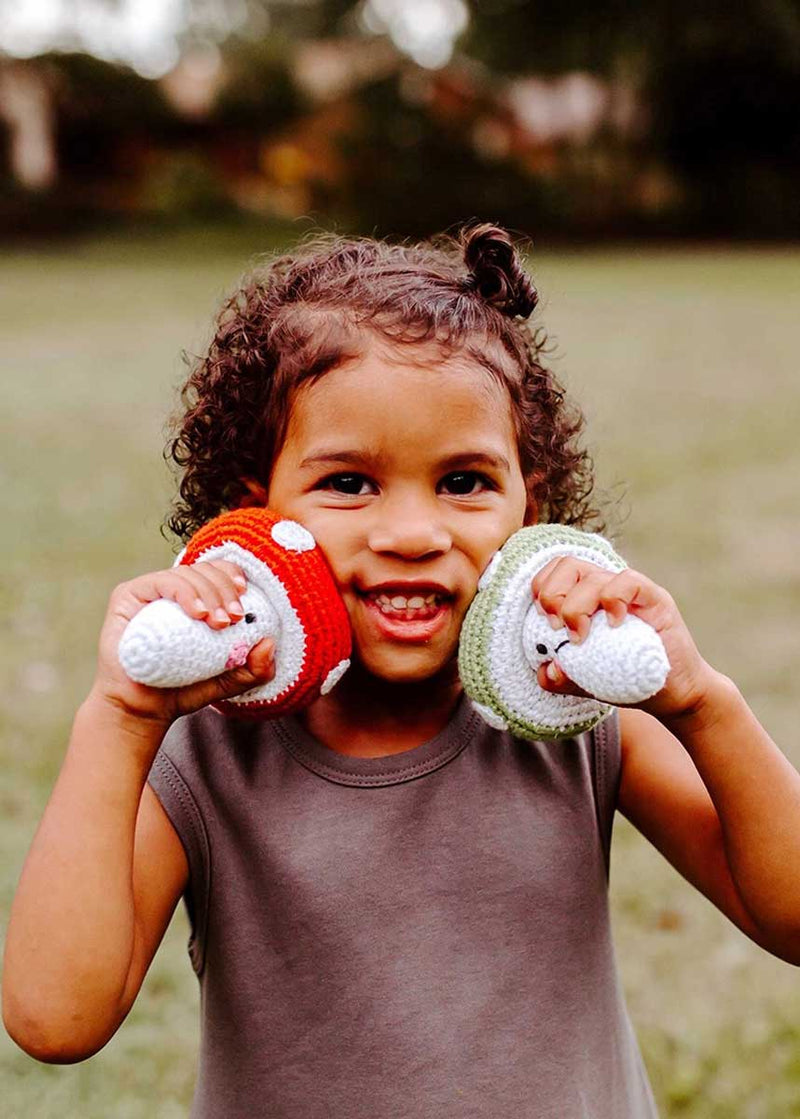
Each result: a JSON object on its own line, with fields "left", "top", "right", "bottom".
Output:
{"left": 148, "top": 695, "right": 658, "bottom": 1118}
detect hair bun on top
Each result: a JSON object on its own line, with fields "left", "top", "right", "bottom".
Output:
{"left": 460, "top": 222, "right": 538, "bottom": 319}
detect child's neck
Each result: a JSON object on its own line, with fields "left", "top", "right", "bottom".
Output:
{"left": 298, "top": 662, "right": 463, "bottom": 758}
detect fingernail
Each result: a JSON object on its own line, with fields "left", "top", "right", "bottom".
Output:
{"left": 194, "top": 598, "right": 208, "bottom": 615}
{"left": 233, "top": 574, "right": 247, "bottom": 589}
{"left": 227, "top": 601, "right": 244, "bottom": 617}
{"left": 548, "top": 615, "right": 561, "bottom": 630}
{"left": 569, "top": 629, "right": 581, "bottom": 644}
{"left": 213, "top": 607, "right": 230, "bottom": 624}
{"left": 546, "top": 661, "right": 560, "bottom": 683}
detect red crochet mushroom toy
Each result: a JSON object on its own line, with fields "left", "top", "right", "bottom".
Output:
{"left": 117, "top": 508, "right": 352, "bottom": 718}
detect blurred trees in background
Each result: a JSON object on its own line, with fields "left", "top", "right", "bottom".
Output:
{"left": 645, "top": 0, "right": 800, "bottom": 235}
{"left": 0, "top": 0, "right": 798, "bottom": 239}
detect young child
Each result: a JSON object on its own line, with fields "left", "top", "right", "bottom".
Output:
{"left": 5, "top": 224, "right": 800, "bottom": 1118}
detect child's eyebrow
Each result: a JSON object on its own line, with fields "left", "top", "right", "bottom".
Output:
{"left": 298, "top": 449, "right": 512, "bottom": 473}
{"left": 438, "top": 451, "right": 512, "bottom": 473}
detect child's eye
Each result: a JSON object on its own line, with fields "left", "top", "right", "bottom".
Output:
{"left": 440, "top": 471, "right": 494, "bottom": 496}
{"left": 319, "top": 473, "right": 375, "bottom": 496}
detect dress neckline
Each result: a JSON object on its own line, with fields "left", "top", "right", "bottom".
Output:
{"left": 271, "top": 691, "right": 479, "bottom": 787}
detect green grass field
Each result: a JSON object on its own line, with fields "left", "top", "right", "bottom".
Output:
{"left": 2, "top": 229, "right": 799, "bottom": 1117}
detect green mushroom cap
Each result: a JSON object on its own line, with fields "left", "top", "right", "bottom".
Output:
{"left": 458, "top": 525, "right": 625, "bottom": 741}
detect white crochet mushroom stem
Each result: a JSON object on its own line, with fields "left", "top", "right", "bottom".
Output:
{"left": 522, "top": 607, "right": 670, "bottom": 706}
{"left": 118, "top": 540, "right": 311, "bottom": 704}
{"left": 118, "top": 585, "right": 279, "bottom": 688}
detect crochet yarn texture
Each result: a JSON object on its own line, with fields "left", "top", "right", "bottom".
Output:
{"left": 458, "top": 525, "right": 670, "bottom": 740}
{"left": 117, "top": 508, "right": 352, "bottom": 718}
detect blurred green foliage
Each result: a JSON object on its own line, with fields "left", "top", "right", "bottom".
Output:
{"left": 1, "top": 229, "right": 799, "bottom": 1116}
{"left": 211, "top": 34, "right": 304, "bottom": 129}
{"left": 336, "top": 74, "right": 543, "bottom": 236}
{"left": 646, "top": 2, "right": 800, "bottom": 235}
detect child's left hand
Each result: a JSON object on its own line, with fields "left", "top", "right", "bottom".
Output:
{"left": 531, "top": 557, "right": 716, "bottom": 721}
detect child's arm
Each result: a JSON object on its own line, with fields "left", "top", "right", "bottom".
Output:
{"left": 2, "top": 563, "right": 275, "bottom": 1062}
{"left": 533, "top": 559, "right": 800, "bottom": 964}
{"left": 617, "top": 696, "right": 800, "bottom": 962}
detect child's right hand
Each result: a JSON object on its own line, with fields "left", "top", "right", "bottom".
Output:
{"left": 90, "top": 560, "right": 276, "bottom": 725}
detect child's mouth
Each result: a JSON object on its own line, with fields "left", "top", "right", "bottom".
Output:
{"left": 357, "top": 588, "right": 454, "bottom": 643}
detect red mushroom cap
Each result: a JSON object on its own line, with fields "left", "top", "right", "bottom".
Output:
{"left": 181, "top": 508, "right": 351, "bottom": 718}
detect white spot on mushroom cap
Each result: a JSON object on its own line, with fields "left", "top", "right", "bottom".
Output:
{"left": 271, "top": 520, "right": 316, "bottom": 553}
{"left": 477, "top": 550, "right": 502, "bottom": 591}
{"left": 320, "top": 658, "right": 350, "bottom": 695}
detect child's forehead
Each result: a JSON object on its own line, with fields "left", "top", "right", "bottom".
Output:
{"left": 339, "top": 329, "right": 515, "bottom": 387}
{"left": 285, "top": 340, "right": 517, "bottom": 454}
{"left": 295, "top": 337, "right": 511, "bottom": 418}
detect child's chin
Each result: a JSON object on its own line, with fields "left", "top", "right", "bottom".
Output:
{"left": 355, "top": 644, "right": 455, "bottom": 685}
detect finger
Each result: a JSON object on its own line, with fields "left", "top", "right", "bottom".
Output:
{"left": 601, "top": 596, "right": 628, "bottom": 628}
{"left": 597, "top": 570, "right": 663, "bottom": 627}
{"left": 173, "top": 566, "right": 240, "bottom": 628}
{"left": 536, "top": 660, "right": 591, "bottom": 699}
{"left": 531, "top": 556, "right": 579, "bottom": 605}
{"left": 559, "top": 571, "right": 614, "bottom": 643}
{"left": 112, "top": 565, "right": 246, "bottom": 634}
{"left": 112, "top": 571, "right": 219, "bottom": 624}
{"left": 192, "top": 560, "right": 248, "bottom": 607}
{"left": 186, "top": 562, "right": 246, "bottom": 622}
{"left": 531, "top": 557, "right": 563, "bottom": 602}
{"left": 246, "top": 637, "right": 277, "bottom": 680}
{"left": 532, "top": 558, "right": 604, "bottom": 632}
{"left": 173, "top": 638, "right": 276, "bottom": 715}
{"left": 171, "top": 568, "right": 230, "bottom": 627}
{"left": 218, "top": 637, "right": 276, "bottom": 695}
{"left": 205, "top": 560, "right": 248, "bottom": 593}
{"left": 532, "top": 558, "right": 582, "bottom": 630}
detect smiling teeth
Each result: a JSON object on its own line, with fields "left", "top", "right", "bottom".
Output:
{"left": 371, "top": 592, "right": 443, "bottom": 616}
{"left": 375, "top": 593, "right": 440, "bottom": 606}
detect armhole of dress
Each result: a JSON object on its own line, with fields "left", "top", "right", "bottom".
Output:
{"left": 590, "top": 709, "right": 622, "bottom": 880}
{"left": 148, "top": 751, "right": 211, "bottom": 976}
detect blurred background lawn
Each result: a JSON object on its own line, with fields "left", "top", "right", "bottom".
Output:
{"left": 2, "top": 0, "right": 800, "bottom": 1115}
{"left": 2, "top": 229, "right": 799, "bottom": 1118}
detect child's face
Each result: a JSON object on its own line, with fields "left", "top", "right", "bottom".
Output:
{"left": 265, "top": 339, "right": 529, "bottom": 683}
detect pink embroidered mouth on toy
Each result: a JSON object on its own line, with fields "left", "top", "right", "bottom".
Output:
{"left": 117, "top": 508, "right": 352, "bottom": 718}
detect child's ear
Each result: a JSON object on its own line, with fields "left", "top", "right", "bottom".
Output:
{"left": 238, "top": 477, "right": 269, "bottom": 508}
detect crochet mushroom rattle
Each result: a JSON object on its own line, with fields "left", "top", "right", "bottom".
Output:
{"left": 458, "top": 525, "right": 671, "bottom": 741}
{"left": 117, "top": 508, "right": 352, "bottom": 718}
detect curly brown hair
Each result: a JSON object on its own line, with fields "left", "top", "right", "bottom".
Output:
{"left": 165, "top": 222, "right": 604, "bottom": 541}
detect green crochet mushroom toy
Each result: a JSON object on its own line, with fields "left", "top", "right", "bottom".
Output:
{"left": 458, "top": 525, "right": 671, "bottom": 741}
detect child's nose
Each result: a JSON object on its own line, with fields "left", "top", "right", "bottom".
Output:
{"left": 367, "top": 498, "right": 452, "bottom": 558}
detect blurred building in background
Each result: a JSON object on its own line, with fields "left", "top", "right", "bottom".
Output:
{"left": 0, "top": 0, "right": 798, "bottom": 239}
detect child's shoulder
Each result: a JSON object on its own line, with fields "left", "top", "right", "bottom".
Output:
{"left": 149, "top": 706, "right": 266, "bottom": 815}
